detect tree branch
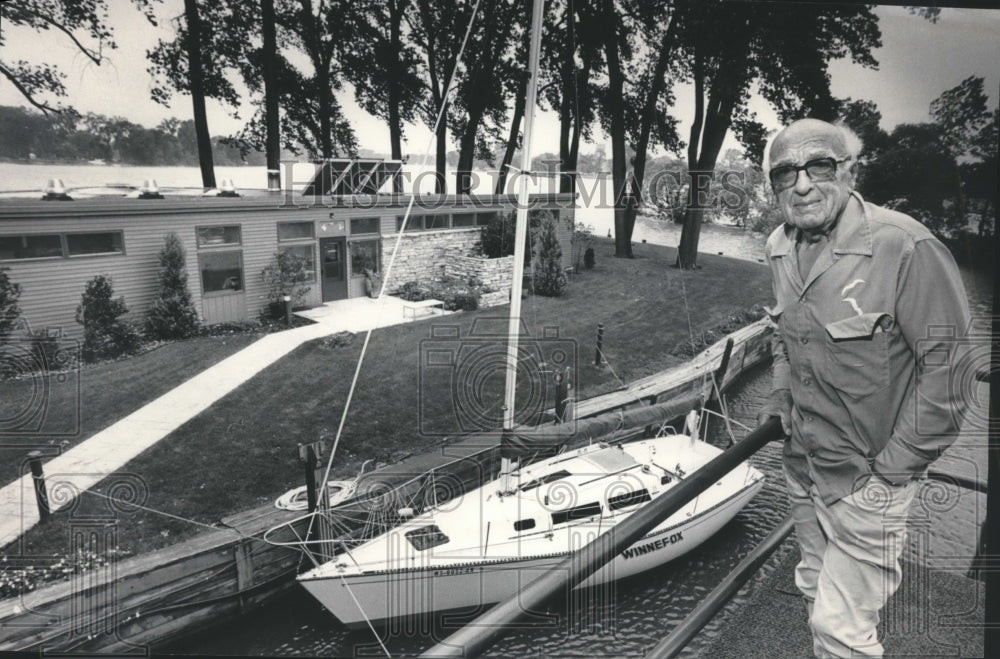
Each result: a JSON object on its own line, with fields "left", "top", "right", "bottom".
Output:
{"left": 19, "top": 7, "right": 106, "bottom": 64}
{"left": 0, "top": 63, "right": 62, "bottom": 115}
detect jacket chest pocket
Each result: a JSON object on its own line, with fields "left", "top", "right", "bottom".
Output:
{"left": 823, "top": 312, "right": 892, "bottom": 398}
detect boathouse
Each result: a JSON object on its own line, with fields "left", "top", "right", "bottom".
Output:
{"left": 0, "top": 162, "right": 575, "bottom": 336}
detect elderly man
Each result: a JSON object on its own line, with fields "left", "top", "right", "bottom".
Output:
{"left": 757, "top": 118, "right": 971, "bottom": 657}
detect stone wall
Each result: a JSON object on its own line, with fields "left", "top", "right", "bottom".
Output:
{"left": 382, "top": 228, "right": 481, "bottom": 291}
{"left": 446, "top": 255, "right": 514, "bottom": 309}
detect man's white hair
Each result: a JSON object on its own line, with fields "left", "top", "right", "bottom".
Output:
{"left": 762, "top": 120, "right": 865, "bottom": 172}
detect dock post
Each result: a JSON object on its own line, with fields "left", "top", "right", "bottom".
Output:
{"left": 299, "top": 443, "right": 318, "bottom": 513}
{"left": 554, "top": 367, "right": 568, "bottom": 422}
{"left": 27, "top": 451, "right": 51, "bottom": 524}
{"left": 594, "top": 324, "right": 605, "bottom": 366}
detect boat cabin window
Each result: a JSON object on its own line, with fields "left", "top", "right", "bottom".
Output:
{"left": 513, "top": 518, "right": 536, "bottom": 532}
{"left": 405, "top": 524, "right": 450, "bottom": 551}
{"left": 608, "top": 488, "right": 652, "bottom": 511}
{"left": 519, "top": 470, "right": 571, "bottom": 492}
{"left": 551, "top": 502, "right": 602, "bottom": 526}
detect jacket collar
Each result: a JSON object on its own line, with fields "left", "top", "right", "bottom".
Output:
{"left": 769, "top": 191, "right": 873, "bottom": 258}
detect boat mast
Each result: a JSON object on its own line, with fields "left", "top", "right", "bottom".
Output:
{"left": 501, "top": 0, "right": 545, "bottom": 492}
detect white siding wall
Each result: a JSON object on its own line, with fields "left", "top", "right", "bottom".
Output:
{"left": 0, "top": 195, "right": 575, "bottom": 336}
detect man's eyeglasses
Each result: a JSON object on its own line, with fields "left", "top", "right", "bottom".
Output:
{"left": 769, "top": 157, "right": 852, "bottom": 191}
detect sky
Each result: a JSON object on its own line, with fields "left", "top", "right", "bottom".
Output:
{"left": 1, "top": 2, "right": 998, "bottom": 161}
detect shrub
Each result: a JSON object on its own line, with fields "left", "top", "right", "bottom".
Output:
{"left": 146, "top": 233, "right": 200, "bottom": 340}
{"left": 478, "top": 210, "right": 544, "bottom": 263}
{"left": 397, "top": 277, "right": 480, "bottom": 311}
{"left": 261, "top": 250, "right": 312, "bottom": 309}
{"left": 531, "top": 217, "right": 568, "bottom": 297}
{"left": 397, "top": 281, "right": 431, "bottom": 302}
{"left": 75, "top": 275, "right": 141, "bottom": 362}
{"left": 0, "top": 266, "right": 21, "bottom": 339}
{"left": 572, "top": 222, "right": 595, "bottom": 271}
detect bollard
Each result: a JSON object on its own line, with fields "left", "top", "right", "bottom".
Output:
{"left": 594, "top": 323, "right": 605, "bottom": 366}
{"left": 27, "top": 451, "right": 51, "bottom": 524}
{"left": 283, "top": 294, "right": 293, "bottom": 327}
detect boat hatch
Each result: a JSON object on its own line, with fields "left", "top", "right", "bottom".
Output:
{"left": 552, "top": 501, "right": 602, "bottom": 525}
{"left": 519, "top": 469, "right": 571, "bottom": 492}
{"left": 608, "top": 488, "right": 652, "bottom": 511}
{"left": 579, "top": 448, "right": 638, "bottom": 472}
{"left": 513, "top": 518, "right": 536, "bottom": 532}
{"left": 405, "top": 524, "right": 450, "bottom": 551}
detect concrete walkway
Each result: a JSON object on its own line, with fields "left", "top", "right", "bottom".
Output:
{"left": 0, "top": 295, "right": 450, "bottom": 549}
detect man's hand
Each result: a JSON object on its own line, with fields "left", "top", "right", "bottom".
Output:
{"left": 757, "top": 388, "right": 792, "bottom": 437}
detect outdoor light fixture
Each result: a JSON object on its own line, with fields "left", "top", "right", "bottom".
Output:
{"left": 217, "top": 179, "right": 240, "bottom": 197}
{"left": 42, "top": 178, "right": 72, "bottom": 201}
{"left": 138, "top": 179, "right": 164, "bottom": 199}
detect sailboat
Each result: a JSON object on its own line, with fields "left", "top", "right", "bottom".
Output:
{"left": 277, "top": 1, "right": 764, "bottom": 630}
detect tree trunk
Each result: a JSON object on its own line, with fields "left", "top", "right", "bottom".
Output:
{"left": 388, "top": 0, "right": 404, "bottom": 193}
{"left": 434, "top": 114, "right": 447, "bottom": 194}
{"left": 496, "top": 72, "right": 527, "bottom": 194}
{"left": 623, "top": 15, "right": 677, "bottom": 254}
{"left": 261, "top": 0, "right": 280, "bottom": 191}
{"left": 318, "top": 52, "right": 333, "bottom": 158}
{"left": 184, "top": 0, "right": 216, "bottom": 189}
{"left": 600, "top": 0, "right": 630, "bottom": 258}
{"left": 676, "top": 31, "right": 750, "bottom": 270}
{"left": 456, "top": 105, "right": 484, "bottom": 194}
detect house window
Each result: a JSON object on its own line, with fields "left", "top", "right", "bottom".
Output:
{"left": 280, "top": 244, "right": 316, "bottom": 282}
{"left": 197, "top": 225, "right": 243, "bottom": 295}
{"left": 278, "top": 221, "right": 314, "bottom": 241}
{"left": 199, "top": 251, "right": 243, "bottom": 294}
{"left": 425, "top": 214, "right": 449, "bottom": 230}
{"left": 350, "top": 217, "right": 379, "bottom": 235}
{"left": 0, "top": 232, "right": 126, "bottom": 261}
{"left": 196, "top": 225, "right": 241, "bottom": 247}
{"left": 66, "top": 232, "right": 124, "bottom": 256}
{"left": 453, "top": 213, "right": 477, "bottom": 227}
{"left": 405, "top": 524, "right": 450, "bottom": 551}
{"left": 397, "top": 215, "right": 424, "bottom": 232}
{"left": 0, "top": 234, "right": 64, "bottom": 260}
{"left": 477, "top": 211, "right": 499, "bottom": 226}
{"left": 350, "top": 239, "right": 380, "bottom": 276}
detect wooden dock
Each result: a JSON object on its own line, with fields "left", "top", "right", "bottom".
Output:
{"left": 0, "top": 320, "right": 774, "bottom": 653}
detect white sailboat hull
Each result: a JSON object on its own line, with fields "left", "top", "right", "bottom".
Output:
{"left": 298, "top": 436, "right": 764, "bottom": 629}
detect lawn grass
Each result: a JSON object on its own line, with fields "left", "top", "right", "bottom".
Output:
{"left": 0, "top": 334, "right": 262, "bottom": 486}
{"left": 6, "top": 239, "right": 773, "bottom": 559}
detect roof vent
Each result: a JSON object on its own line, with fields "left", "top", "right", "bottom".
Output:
{"left": 42, "top": 178, "right": 72, "bottom": 201}
{"left": 217, "top": 179, "right": 240, "bottom": 197}
{"left": 138, "top": 179, "right": 164, "bottom": 199}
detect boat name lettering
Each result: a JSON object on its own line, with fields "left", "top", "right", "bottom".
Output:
{"left": 620, "top": 532, "right": 684, "bottom": 559}
{"left": 431, "top": 566, "right": 477, "bottom": 577}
